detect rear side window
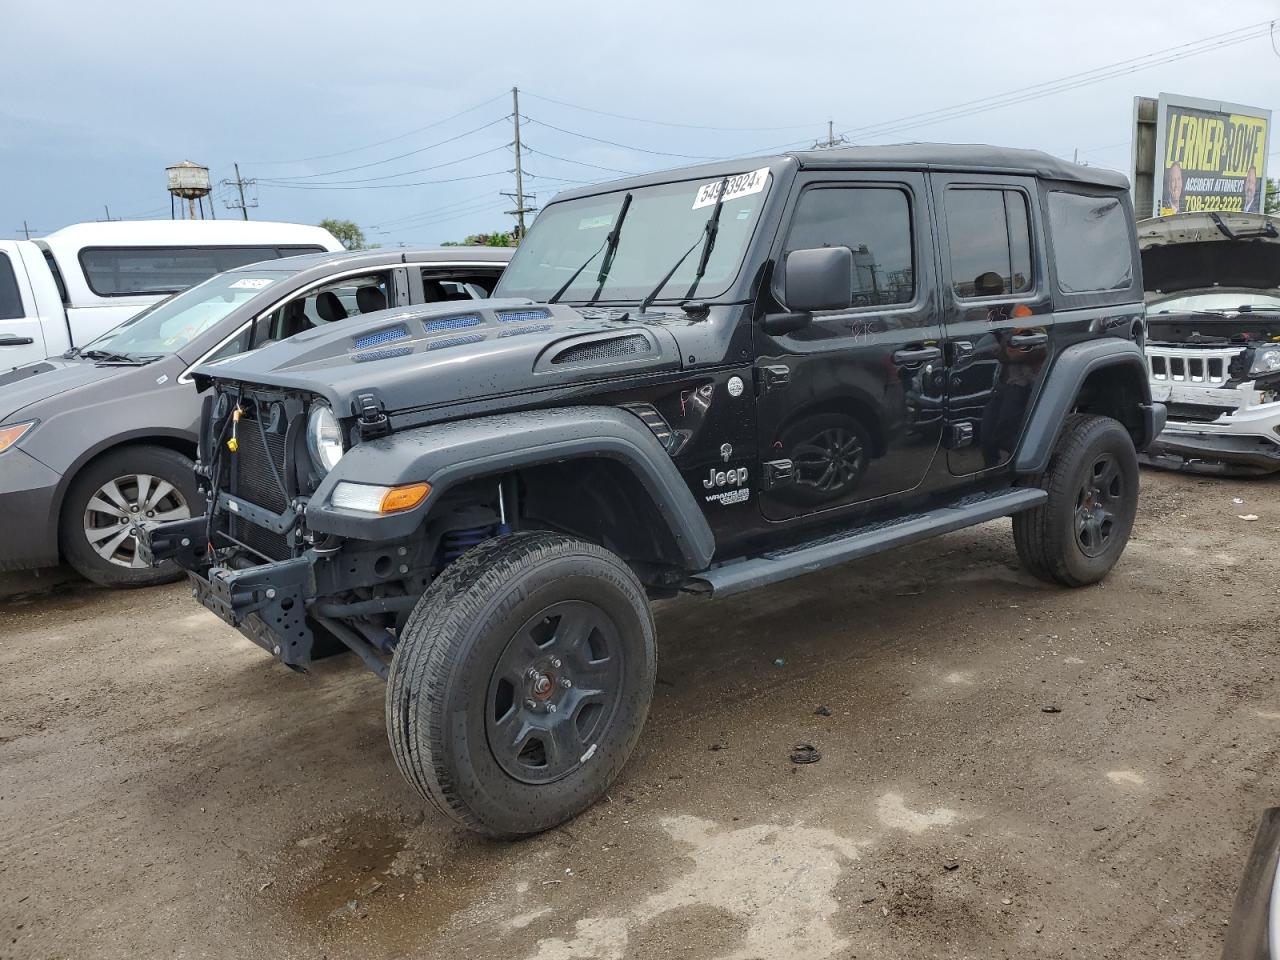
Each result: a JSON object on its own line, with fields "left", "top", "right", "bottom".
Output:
{"left": 0, "top": 253, "right": 23, "bottom": 320}
{"left": 42, "top": 249, "right": 69, "bottom": 304}
{"left": 781, "top": 186, "right": 915, "bottom": 308}
{"left": 78, "top": 245, "right": 325, "bottom": 297}
{"left": 1047, "top": 192, "right": 1133, "bottom": 294}
{"left": 945, "top": 188, "right": 1033, "bottom": 298}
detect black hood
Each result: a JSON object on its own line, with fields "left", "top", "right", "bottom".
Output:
{"left": 1138, "top": 213, "right": 1280, "bottom": 300}
{"left": 193, "top": 298, "right": 686, "bottom": 415}
{"left": 0, "top": 356, "right": 171, "bottom": 425}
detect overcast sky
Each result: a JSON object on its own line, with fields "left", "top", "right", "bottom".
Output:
{"left": 2, "top": 0, "right": 1276, "bottom": 245}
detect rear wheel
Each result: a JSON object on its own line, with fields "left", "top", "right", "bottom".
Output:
{"left": 61, "top": 446, "right": 200, "bottom": 588}
{"left": 386, "top": 531, "right": 656, "bottom": 838}
{"left": 1013, "top": 413, "right": 1138, "bottom": 587}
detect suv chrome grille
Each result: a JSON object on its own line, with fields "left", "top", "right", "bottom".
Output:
{"left": 1146, "top": 346, "right": 1238, "bottom": 387}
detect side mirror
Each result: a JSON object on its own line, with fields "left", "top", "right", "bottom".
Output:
{"left": 762, "top": 246, "right": 853, "bottom": 335}
{"left": 785, "top": 246, "right": 854, "bottom": 313}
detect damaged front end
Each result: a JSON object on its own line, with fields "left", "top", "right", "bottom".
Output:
{"left": 138, "top": 384, "right": 436, "bottom": 677}
{"left": 1139, "top": 213, "right": 1280, "bottom": 475}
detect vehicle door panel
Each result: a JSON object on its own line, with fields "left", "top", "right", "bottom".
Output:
{"left": 932, "top": 174, "right": 1055, "bottom": 476}
{"left": 0, "top": 248, "right": 47, "bottom": 368}
{"left": 754, "top": 172, "right": 945, "bottom": 522}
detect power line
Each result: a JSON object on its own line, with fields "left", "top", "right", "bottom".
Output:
{"left": 256, "top": 117, "right": 511, "bottom": 180}
{"left": 245, "top": 91, "right": 508, "bottom": 165}
{"left": 521, "top": 90, "right": 828, "bottom": 133}
{"left": 257, "top": 170, "right": 511, "bottom": 191}
{"left": 523, "top": 147, "right": 639, "bottom": 175}
{"left": 377, "top": 200, "right": 509, "bottom": 233}
{"left": 371, "top": 190, "right": 505, "bottom": 228}
{"left": 257, "top": 144, "right": 512, "bottom": 186}
{"left": 521, "top": 117, "right": 720, "bottom": 161}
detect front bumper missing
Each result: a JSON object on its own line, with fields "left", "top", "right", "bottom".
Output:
{"left": 1142, "top": 431, "right": 1280, "bottom": 475}
{"left": 139, "top": 517, "right": 318, "bottom": 669}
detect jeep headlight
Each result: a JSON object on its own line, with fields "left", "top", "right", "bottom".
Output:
{"left": 1249, "top": 345, "right": 1280, "bottom": 376}
{"left": 306, "top": 403, "right": 344, "bottom": 474}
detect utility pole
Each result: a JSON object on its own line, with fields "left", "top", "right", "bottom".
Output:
{"left": 221, "top": 164, "right": 256, "bottom": 220}
{"left": 813, "top": 120, "right": 849, "bottom": 150}
{"left": 506, "top": 86, "right": 536, "bottom": 239}
{"left": 21, "top": 220, "right": 31, "bottom": 239}
{"left": 103, "top": 205, "right": 113, "bottom": 221}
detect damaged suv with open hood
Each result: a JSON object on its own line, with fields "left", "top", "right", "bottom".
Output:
{"left": 1140, "top": 212, "right": 1280, "bottom": 475}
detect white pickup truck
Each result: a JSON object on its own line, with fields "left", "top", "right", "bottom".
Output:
{"left": 0, "top": 220, "right": 343, "bottom": 369}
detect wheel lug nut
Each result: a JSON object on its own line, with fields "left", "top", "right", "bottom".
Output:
{"left": 526, "top": 668, "right": 540, "bottom": 680}
{"left": 546, "top": 703, "right": 557, "bottom": 714}
{"left": 550, "top": 658, "right": 562, "bottom": 668}
{"left": 525, "top": 699, "right": 537, "bottom": 710}
{"left": 559, "top": 678, "right": 572, "bottom": 689}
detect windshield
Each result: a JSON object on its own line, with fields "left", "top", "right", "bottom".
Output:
{"left": 494, "top": 170, "right": 771, "bottom": 304}
{"left": 86, "top": 271, "right": 290, "bottom": 355}
{"left": 1149, "top": 291, "right": 1280, "bottom": 314}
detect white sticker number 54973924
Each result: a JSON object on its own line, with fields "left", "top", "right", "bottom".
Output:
{"left": 692, "top": 168, "right": 770, "bottom": 210}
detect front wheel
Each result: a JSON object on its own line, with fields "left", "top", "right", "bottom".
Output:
{"left": 386, "top": 531, "right": 656, "bottom": 838}
{"left": 60, "top": 445, "right": 200, "bottom": 588}
{"left": 1013, "top": 413, "right": 1139, "bottom": 587}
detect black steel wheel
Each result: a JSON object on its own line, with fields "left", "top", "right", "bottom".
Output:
{"left": 1014, "top": 413, "right": 1139, "bottom": 587}
{"left": 1074, "top": 453, "right": 1124, "bottom": 558}
{"left": 387, "top": 531, "right": 655, "bottom": 838}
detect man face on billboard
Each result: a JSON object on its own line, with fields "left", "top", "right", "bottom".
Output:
{"left": 1163, "top": 162, "right": 1184, "bottom": 214}
{"left": 1244, "top": 167, "right": 1260, "bottom": 213}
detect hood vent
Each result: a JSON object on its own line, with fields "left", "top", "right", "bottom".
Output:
{"left": 351, "top": 325, "right": 408, "bottom": 350}
{"left": 497, "top": 308, "right": 550, "bottom": 323}
{"left": 551, "top": 334, "right": 650, "bottom": 366}
{"left": 424, "top": 314, "right": 482, "bottom": 332}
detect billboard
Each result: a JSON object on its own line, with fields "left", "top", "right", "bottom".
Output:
{"left": 1150, "top": 94, "right": 1270, "bottom": 217}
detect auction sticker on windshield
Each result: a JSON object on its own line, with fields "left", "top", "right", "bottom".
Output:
{"left": 692, "top": 168, "right": 770, "bottom": 209}
{"left": 229, "top": 278, "right": 273, "bottom": 290}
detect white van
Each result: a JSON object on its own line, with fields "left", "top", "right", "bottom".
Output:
{"left": 0, "top": 220, "right": 343, "bottom": 369}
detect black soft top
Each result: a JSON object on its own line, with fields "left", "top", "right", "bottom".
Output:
{"left": 551, "top": 142, "right": 1128, "bottom": 201}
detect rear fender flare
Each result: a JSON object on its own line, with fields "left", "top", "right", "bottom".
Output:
{"left": 1015, "top": 338, "right": 1158, "bottom": 475}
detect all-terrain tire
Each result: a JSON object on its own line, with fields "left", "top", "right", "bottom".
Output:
{"left": 386, "top": 531, "right": 656, "bottom": 838}
{"left": 61, "top": 445, "right": 201, "bottom": 588}
{"left": 1013, "top": 413, "right": 1138, "bottom": 587}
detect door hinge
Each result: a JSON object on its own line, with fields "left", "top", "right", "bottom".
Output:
{"left": 757, "top": 364, "right": 791, "bottom": 393}
{"left": 761, "top": 459, "right": 795, "bottom": 490}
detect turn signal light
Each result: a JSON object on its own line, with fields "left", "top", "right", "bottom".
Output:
{"left": 380, "top": 482, "right": 431, "bottom": 513}
{"left": 331, "top": 480, "right": 431, "bottom": 514}
{"left": 0, "top": 421, "right": 35, "bottom": 454}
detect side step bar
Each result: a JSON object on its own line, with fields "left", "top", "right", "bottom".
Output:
{"left": 687, "top": 487, "right": 1047, "bottom": 598}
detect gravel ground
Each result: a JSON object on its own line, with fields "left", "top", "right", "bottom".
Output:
{"left": 1, "top": 467, "right": 1277, "bottom": 960}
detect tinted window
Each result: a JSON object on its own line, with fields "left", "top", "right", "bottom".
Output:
{"left": 1048, "top": 192, "right": 1134, "bottom": 294}
{"left": 78, "top": 245, "right": 325, "bottom": 297}
{"left": 0, "top": 253, "right": 23, "bottom": 320}
{"left": 945, "top": 189, "right": 1033, "bottom": 298}
{"left": 781, "top": 186, "right": 914, "bottom": 308}
{"left": 42, "top": 249, "right": 69, "bottom": 304}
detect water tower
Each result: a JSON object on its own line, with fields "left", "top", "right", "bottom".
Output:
{"left": 166, "top": 160, "right": 214, "bottom": 220}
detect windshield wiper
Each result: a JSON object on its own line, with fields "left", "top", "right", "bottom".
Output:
{"left": 638, "top": 176, "right": 729, "bottom": 315}
{"left": 586, "top": 192, "right": 634, "bottom": 305}
{"left": 83, "top": 348, "right": 150, "bottom": 365}
{"left": 548, "top": 193, "right": 633, "bottom": 305}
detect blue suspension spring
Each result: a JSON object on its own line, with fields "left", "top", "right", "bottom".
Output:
{"left": 439, "top": 525, "right": 495, "bottom": 564}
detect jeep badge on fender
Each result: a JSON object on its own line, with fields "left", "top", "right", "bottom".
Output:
{"left": 142, "top": 144, "right": 1164, "bottom": 839}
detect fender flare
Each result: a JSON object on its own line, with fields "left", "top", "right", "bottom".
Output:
{"left": 1015, "top": 338, "right": 1160, "bottom": 475}
{"left": 306, "top": 406, "right": 716, "bottom": 571}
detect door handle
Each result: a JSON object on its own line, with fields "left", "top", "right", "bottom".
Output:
{"left": 1008, "top": 332, "right": 1048, "bottom": 349}
{"left": 0, "top": 335, "right": 34, "bottom": 347}
{"left": 892, "top": 345, "right": 942, "bottom": 366}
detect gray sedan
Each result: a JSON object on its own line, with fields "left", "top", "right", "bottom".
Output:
{"left": 0, "top": 246, "right": 511, "bottom": 586}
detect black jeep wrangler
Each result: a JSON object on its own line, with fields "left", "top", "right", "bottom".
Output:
{"left": 144, "top": 144, "right": 1165, "bottom": 838}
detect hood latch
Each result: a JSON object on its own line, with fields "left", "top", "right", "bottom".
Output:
{"left": 354, "top": 391, "right": 391, "bottom": 440}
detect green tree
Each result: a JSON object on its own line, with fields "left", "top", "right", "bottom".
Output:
{"left": 442, "top": 230, "right": 518, "bottom": 248}
{"left": 1265, "top": 178, "right": 1278, "bottom": 216}
{"left": 319, "top": 218, "right": 368, "bottom": 250}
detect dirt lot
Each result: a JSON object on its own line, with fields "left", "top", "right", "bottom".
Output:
{"left": 2, "top": 467, "right": 1278, "bottom": 960}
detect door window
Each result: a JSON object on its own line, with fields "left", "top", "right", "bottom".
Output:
{"left": 945, "top": 189, "right": 1033, "bottom": 298}
{"left": 780, "top": 187, "right": 915, "bottom": 308}
{"left": 0, "top": 253, "right": 24, "bottom": 320}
